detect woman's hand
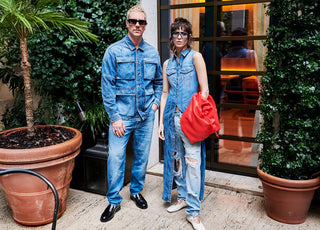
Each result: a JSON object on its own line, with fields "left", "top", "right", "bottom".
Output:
{"left": 159, "top": 123, "right": 165, "bottom": 140}
{"left": 201, "top": 89, "right": 209, "bottom": 100}
{"left": 152, "top": 103, "right": 158, "bottom": 111}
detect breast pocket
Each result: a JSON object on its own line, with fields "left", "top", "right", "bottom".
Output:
{"left": 181, "top": 65, "right": 197, "bottom": 86}
{"left": 144, "top": 58, "right": 157, "bottom": 80}
{"left": 116, "top": 56, "right": 135, "bottom": 80}
{"left": 180, "top": 66, "right": 194, "bottom": 78}
{"left": 166, "top": 68, "right": 177, "bottom": 86}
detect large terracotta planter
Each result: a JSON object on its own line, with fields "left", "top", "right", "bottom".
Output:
{"left": 0, "top": 125, "right": 82, "bottom": 226}
{"left": 257, "top": 165, "right": 320, "bottom": 224}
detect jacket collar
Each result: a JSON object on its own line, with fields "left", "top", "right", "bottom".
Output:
{"left": 124, "top": 34, "right": 145, "bottom": 52}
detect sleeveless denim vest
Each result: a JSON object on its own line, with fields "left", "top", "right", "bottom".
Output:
{"left": 165, "top": 48, "right": 198, "bottom": 113}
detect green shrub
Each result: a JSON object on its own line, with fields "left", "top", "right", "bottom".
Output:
{"left": 2, "top": 0, "right": 137, "bottom": 140}
{"left": 257, "top": 0, "right": 320, "bottom": 179}
{"left": 0, "top": 38, "right": 23, "bottom": 95}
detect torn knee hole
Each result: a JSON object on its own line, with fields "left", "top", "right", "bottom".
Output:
{"left": 174, "top": 152, "right": 181, "bottom": 172}
{"left": 186, "top": 157, "right": 198, "bottom": 163}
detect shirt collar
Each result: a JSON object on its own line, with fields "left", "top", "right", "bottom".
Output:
{"left": 174, "top": 48, "right": 191, "bottom": 59}
{"left": 125, "top": 34, "right": 145, "bottom": 51}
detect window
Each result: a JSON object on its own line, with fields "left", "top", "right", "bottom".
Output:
{"left": 159, "top": 0, "right": 270, "bottom": 176}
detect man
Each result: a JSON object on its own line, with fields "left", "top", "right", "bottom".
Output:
{"left": 100, "top": 5, "right": 162, "bottom": 222}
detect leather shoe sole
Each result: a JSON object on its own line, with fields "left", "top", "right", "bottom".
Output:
{"left": 100, "top": 204, "right": 121, "bottom": 222}
{"left": 130, "top": 194, "right": 148, "bottom": 209}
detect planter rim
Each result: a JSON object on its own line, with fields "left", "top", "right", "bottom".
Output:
{"left": 257, "top": 164, "right": 320, "bottom": 189}
{"left": 0, "top": 149, "right": 79, "bottom": 170}
{"left": 0, "top": 125, "right": 82, "bottom": 164}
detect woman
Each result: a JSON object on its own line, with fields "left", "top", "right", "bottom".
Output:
{"left": 159, "top": 17, "right": 209, "bottom": 230}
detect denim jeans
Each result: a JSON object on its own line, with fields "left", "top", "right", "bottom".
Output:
{"left": 106, "top": 110, "right": 155, "bottom": 206}
{"left": 173, "top": 110, "right": 202, "bottom": 216}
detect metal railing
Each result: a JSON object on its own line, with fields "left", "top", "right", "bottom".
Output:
{"left": 0, "top": 168, "right": 59, "bottom": 230}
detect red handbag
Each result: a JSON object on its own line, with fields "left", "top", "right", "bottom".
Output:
{"left": 180, "top": 92, "right": 220, "bottom": 143}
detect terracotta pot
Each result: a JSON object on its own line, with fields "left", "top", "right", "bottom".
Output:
{"left": 0, "top": 125, "right": 82, "bottom": 226}
{"left": 257, "top": 165, "right": 320, "bottom": 224}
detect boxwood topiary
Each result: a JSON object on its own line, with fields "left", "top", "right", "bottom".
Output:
{"left": 257, "top": 0, "right": 320, "bottom": 180}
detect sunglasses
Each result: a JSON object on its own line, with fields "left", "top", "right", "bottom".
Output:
{"left": 171, "top": 31, "right": 189, "bottom": 39}
{"left": 127, "top": 19, "right": 147, "bottom": 26}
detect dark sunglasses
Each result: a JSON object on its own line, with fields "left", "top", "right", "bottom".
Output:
{"left": 171, "top": 31, "right": 189, "bottom": 39}
{"left": 127, "top": 19, "right": 147, "bottom": 26}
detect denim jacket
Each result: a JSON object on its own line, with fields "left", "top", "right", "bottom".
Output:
{"left": 101, "top": 35, "right": 163, "bottom": 122}
{"left": 162, "top": 48, "right": 206, "bottom": 202}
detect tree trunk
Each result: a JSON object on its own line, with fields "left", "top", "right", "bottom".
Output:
{"left": 20, "top": 36, "right": 35, "bottom": 135}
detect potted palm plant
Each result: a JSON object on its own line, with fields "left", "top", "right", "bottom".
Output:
{"left": 257, "top": 0, "right": 320, "bottom": 224}
{"left": 0, "top": 0, "right": 97, "bottom": 226}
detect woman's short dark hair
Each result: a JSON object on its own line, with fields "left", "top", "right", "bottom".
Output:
{"left": 170, "top": 17, "right": 193, "bottom": 51}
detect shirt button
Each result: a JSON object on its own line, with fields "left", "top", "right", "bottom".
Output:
{"left": 138, "top": 73, "right": 141, "bottom": 76}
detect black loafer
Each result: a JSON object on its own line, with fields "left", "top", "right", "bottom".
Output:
{"left": 130, "top": 193, "right": 148, "bottom": 209}
{"left": 100, "top": 204, "right": 121, "bottom": 222}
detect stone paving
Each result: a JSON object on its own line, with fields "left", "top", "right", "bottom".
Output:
{"left": 0, "top": 164, "right": 319, "bottom": 230}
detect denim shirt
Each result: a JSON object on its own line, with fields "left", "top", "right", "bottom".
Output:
{"left": 101, "top": 35, "right": 163, "bottom": 122}
{"left": 162, "top": 48, "right": 206, "bottom": 203}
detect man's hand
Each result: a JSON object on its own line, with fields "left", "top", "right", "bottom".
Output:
{"left": 112, "top": 119, "right": 125, "bottom": 137}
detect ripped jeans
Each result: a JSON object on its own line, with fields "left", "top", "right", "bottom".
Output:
{"left": 173, "top": 110, "right": 202, "bottom": 216}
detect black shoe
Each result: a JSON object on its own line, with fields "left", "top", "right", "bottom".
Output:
{"left": 130, "top": 193, "right": 148, "bottom": 209}
{"left": 100, "top": 204, "right": 121, "bottom": 222}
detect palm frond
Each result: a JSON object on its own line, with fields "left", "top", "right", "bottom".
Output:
{"left": 35, "top": 0, "right": 60, "bottom": 10}
{"left": 39, "top": 12, "right": 98, "bottom": 42}
{"left": 0, "top": 0, "right": 12, "bottom": 10}
{"left": 0, "top": 0, "right": 98, "bottom": 42}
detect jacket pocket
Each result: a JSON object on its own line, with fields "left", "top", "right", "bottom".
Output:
{"left": 144, "top": 87, "right": 155, "bottom": 111}
{"left": 116, "top": 87, "right": 135, "bottom": 116}
{"left": 116, "top": 56, "right": 135, "bottom": 80}
{"left": 144, "top": 58, "right": 157, "bottom": 80}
